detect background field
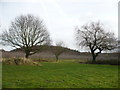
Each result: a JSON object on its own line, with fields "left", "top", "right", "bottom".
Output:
{"left": 2, "top": 48, "right": 119, "bottom": 61}
{"left": 2, "top": 60, "right": 118, "bottom": 88}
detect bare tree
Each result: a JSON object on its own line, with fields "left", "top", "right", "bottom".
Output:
{"left": 51, "top": 41, "right": 65, "bottom": 62}
{"left": 75, "top": 22, "right": 117, "bottom": 62}
{"left": 1, "top": 14, "right": 51, "bottom": 58}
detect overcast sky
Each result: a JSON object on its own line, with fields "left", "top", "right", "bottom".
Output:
{"left": 0, "top": 0, "right": 119, "bottom": 51}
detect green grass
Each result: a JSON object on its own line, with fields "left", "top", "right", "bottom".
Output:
{"left": 0, "top": 63, "right": 2, "bottom": 89}
{"left": 2, "top": 60, "right": 119, "bottom": 88}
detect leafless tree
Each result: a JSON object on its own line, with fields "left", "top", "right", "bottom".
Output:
{"left": 1, "top": 14, "right": 51, "bottom": 58}
{"left": 51, "top": 41, "right": 65, "bottom": 62}
{"left": 75, "top": 22, "right": 117, "bottom": 62}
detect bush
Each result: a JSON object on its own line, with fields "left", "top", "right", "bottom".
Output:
{"left": 86, "top": 60, "right": 120, "bottom": 65}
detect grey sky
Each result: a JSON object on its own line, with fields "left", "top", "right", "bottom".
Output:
{"left": 0, "top": 0, "right": 118, "bottom": 51}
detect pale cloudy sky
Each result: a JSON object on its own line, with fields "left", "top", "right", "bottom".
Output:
{"left": 0, "top": 0, "right": 119, "bottom": 51}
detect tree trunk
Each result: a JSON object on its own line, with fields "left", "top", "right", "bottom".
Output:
{"left": 92, "top": 54, "right": 96, "bottom": 63}
{"left": 25, "top": 50, "right": 30, "bottom": 58}
{"left": 90, "top": 47, "right": 102, "bottom": 63}
{"left": 55, "top": 55, "right": 58, "bottom": 62}
{"left": 91, "top": 50, "right": 96, "bottom": 63}
{"left": 25, "top": 54, "right": 29, "bottom": 58}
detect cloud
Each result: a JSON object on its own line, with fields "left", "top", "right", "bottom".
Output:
{"left": 0, "top": 0, "right": 118, "bottom": 51}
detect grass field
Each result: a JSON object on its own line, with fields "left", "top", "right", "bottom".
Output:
{"left": 2, "top": 60, "right": 119, "bottom": 88}
{"left": 0, "top": 63, "right": 2, "bottom": 89}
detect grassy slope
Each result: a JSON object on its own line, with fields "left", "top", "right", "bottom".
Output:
{"left": 2, "top": 61, "right": 118, "bottom": 88}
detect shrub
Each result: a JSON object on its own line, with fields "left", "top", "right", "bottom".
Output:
{"left": 86, "top": 59, "right": 119, "bottom": 65}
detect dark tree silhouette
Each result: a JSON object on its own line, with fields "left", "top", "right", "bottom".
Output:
{"left": 51, "top": 41, "right": 65, "bottom": 62}
{"left": 2, "top": 14, "right": 51, "bottom": 58}
{"left": 75, "top": 22, "right": 117, "bottom": 62}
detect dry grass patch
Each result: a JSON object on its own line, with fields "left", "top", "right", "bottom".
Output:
{"left": 2, "top": 57, "right": 41, "bottom": 66}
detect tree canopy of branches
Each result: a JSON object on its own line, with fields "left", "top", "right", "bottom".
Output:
{"left": 75, "top": 22, "right": 117, "bottom": 62}
{"left": 2, "top": 14, "right": 51, "bottom": 58}
{"left": 50, "top": 41, "right": 65, "bottom": 62}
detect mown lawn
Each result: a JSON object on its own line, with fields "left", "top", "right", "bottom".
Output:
{"left": 2, "top": 60, "right": 119, "bottom": 88}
